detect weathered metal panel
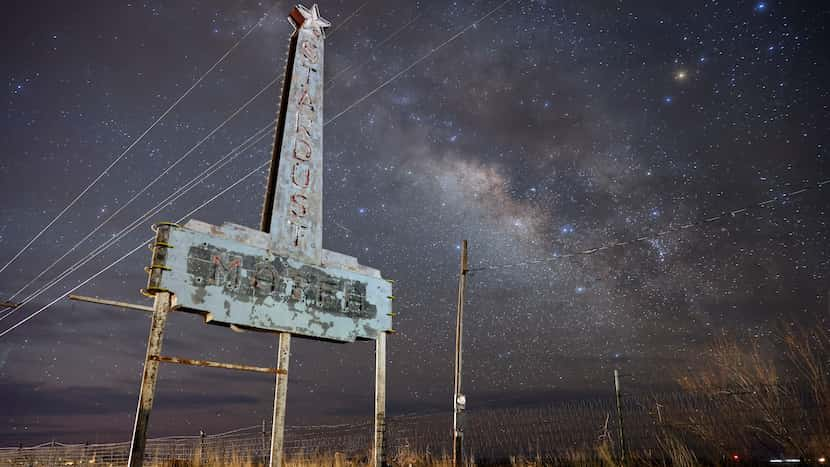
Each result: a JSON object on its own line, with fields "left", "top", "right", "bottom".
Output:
{"left": 152, "top": 222, "right": 392, "bottom": 342}
{"left": 266, "top": 6, "right": 327, "bottom": 265}
{"left": 141, "top": 5, "right": 392, "bottom": 343}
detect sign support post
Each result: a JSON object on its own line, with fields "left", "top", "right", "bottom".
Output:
{"left": 373, "top": 331, "right": 387, "bottom": 467}
{"left": 128, "top": 291, "right": 171, "bottom": 467}
{"left": 269, "top": 332, "right": 291, "bottom": 467}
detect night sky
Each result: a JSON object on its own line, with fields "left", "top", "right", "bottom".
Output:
{"left": 2, "top": 0, "right": 829, "bottom": 444}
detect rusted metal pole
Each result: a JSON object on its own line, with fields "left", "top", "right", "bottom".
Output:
{"left": 452, "top": 240, "right": 468, "bottom": 467}
{"left": 373, "top": 331, "right": 387, "bottom": 467}
{"left": 268, "top": 332, "right": 291, "bottom": 467}
{"left": 69, "top": 294, "right": 155, "bottom": 313}
{"left": 128, "top": 291, "right": 171, "bottom": 467}
{"left": 149, "top": 355, "right": 286, "bottom": 375}
{"left": 614, "top": 369, "right": 627, "bottom": 464}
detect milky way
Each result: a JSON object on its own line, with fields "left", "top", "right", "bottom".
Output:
{"left": 1, "top": 0, "right": 828, "bottom": 443}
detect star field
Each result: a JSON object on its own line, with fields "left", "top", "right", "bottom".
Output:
{"left": 1, "top": 0, "right": 829, "bottom": 443}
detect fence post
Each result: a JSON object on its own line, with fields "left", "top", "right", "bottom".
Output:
{"left": 614, "top": 369, "right": 627, "bottom": 464}
{"left": 261, "top": 418, "right": 268, "bottom": 463}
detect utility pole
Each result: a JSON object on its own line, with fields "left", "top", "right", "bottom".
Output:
{"left": 373, "top": 331, "right": 387, "bottom": 467}
{"left": 614, "top": 369, "right": 627, "bottom": 464}
{"left": 452, "top": 240, "right": 469, "bottom": 467}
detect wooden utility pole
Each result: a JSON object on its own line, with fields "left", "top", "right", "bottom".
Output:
{"left": 373, "top": 331, "right": 387, "bottom": 467}
{"left": 452, "top": 240, "right": 469, "bottom": 467}
{"left": 127, "top": 291, "right": 171, "bottom": 467}
{"left": 614, "top": 369, "right": 627, "bottom": 464}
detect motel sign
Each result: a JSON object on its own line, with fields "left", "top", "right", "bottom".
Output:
{"left": 146, "top": 220, "right": 392, "bottom": 341}
{"left": 72, "top": 5, "right": 397, "bottom": 467}
{"left": 144, "top": 4, "right": 393, "bottom": 342}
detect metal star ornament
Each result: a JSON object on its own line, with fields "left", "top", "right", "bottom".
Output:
{"left": 289, "top": 4, "right": 331, "bottom": 32}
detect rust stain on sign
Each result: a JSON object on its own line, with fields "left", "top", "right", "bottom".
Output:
{"left": 144, "top": 4, "right": 392, "bottom": 343}
{"left": 147, "top": 222, "right": 392, "bottom": 342}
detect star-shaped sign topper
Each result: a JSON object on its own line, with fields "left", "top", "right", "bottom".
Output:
{"left": 289, "top": 4, "right": 331, "bottom": 32}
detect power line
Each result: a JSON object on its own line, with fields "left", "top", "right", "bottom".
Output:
{"left": 0, "top": 162, "right": 267, "bottom": 339}
{"left": 324, "top": 0, "right": 514, "bottom": 126}
{"left": 0, "top": 125, "right": 275, "bottom": 324}
{"left": 0, "top": 135, "right": 270, "bottom": 329}
{"left": 470, "top": 178, "right": 830, "bottom": 273}
{"left": 4, "top": 78, "right": 279, "bottom": 303}
{"left": 2, "top": 123, "right": 276, "bottom": 310}
{"left": 3, "top": 0, "right": 425, "bottom": 308}
{"left": 0, "top": 0, "right": 519, "bottom": 337}
{"left": 326, "top": 0, "right": 370, "bottom": 37}
{"left": 0, "top": 4, "right": 277, "bottom": 276}
{"left": 325, "top": 12, "right": 424, "bottom": 90}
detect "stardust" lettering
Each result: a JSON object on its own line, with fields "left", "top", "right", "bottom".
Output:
{"left": 285, "top": 29, "right": 320, "bottom": 251}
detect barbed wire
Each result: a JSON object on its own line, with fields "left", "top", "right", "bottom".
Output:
{"left": 1, "top": 386, "right": 822, "bottom": 463}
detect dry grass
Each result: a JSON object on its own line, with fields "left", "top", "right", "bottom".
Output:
{"left": 145, "top": 445, "right": 697, "bottom": 467}
{"left": 12, "top": 324, "right": 830, "bottom": 466}
{"left": 671, "top": 323, "right": 830, "bottom": 460}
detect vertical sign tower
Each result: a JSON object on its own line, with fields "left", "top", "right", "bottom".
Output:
{"left": 261, "top": 4, "right": 328, "bottom": 263}
{"left": 126, "top": 4, "right": 393, "bottom": 467}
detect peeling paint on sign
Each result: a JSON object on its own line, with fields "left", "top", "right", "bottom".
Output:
{"left": 144, "top": 3, "right": 393, "bottom": 342}
{"left": 148, "top": 222, "right": 392, "bottom": 342}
